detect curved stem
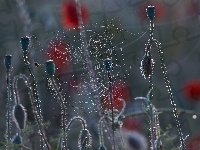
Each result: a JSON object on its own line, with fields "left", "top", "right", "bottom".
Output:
{"left": 107, "top": 72, "right": 116, "bottom": 150}
{"left": 115, "top": 98, "right": 126, "bottom": 121}
{"left": 66, "top": 116, "right": 87, "bottom": 133}
{"left": 50, "top": 77, "right": 67, "bottom": 149}
{"left": 6, "top": 69, "right": 11, "bottom": 143}
{"left": 98, "top": 117, "right": 106, "bottom": 147}
{"left": 23, "top": 52, "right": 50, "bottom": 150}
{"left": 153, "top": 39, "right": 185, "bottom": 149}
{"left": 13, "top": 74, "right": 36, "bottom": 137}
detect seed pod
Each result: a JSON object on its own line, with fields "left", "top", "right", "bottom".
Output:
{"left": 103, "top": 58, "right": 112, "bottom": 72}
{"left": 45, "top": 60, "right": 55, "bottom": 76}
{"left": 4, "top": 55, "right": 12, "bottom": 70}
{"left": 78, "top": 129, "right": 92, "bottom": 150}
{"left": 146, "top": 5, "right": 155, "bottom": 20}
{"left": 98, "top": 146, "right": 107, "bottom": 150}
{"left": 12, "top": 104, "right": 27, "bottom": 130}
{"left": 12, "top": 134, "right": 22, "bottom": 144}
{"left": 20, "top": 36, "right": 30, "bottom": 52}
{"left": 140, "top": 54, "right": 154, "bottom": 79}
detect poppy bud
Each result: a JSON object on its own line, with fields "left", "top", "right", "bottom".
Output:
{"left": 103, "top": 58, "right": 112, "bottom": 72}
{"left": 20, "top": 36, "right": 30, "bottom": 52}
{"left": 12, "top": 104, "right": 27, "bottom": 130}
{"left": 12, "top": 134, "right": 22, "bottom": 144}
{"left": 98, "top": 146, "right": 107, "bottom": 150}
{"left": 140, "top": 54, "right": 154, "bottom": 79}
{"left": 4, "top": 55, "right": 12, "bottom": 70}
{"left": 45, "top": 60, "right": 55, "bottom": 76}
{"left": 78, "top": 129, "right": 92, "bottom": 150}
{"left": 146, "top": 5, "right": 155, "bottom": 20}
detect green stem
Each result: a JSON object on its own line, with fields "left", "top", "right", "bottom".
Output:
{"left": 6, "top": 69, "right": 11, "bottom": 143}
{"left": 66, "top": 116, "right": 86, "bottom": 132}
{"left": 50, "top": 77, "right": 67, "bottom": 149}
{"left": 124, "top": 107, "right": 200, "bottom": 118}
{"left": 98, "top": 117, "right": 106, "bottom": 147}
{"left": 107, "top": 72, "right": 116, "bottom": 150}
{"left": 153, "top": 39, "right": 185, "bottom": 150}
{"left": 23, "top": 52, "right": 50, "bottom": 150}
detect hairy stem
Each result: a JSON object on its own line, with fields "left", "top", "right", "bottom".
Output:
{"left": 6, "top": 69, "right": 11, "bottom": 143}
{"left": 153, "top": 39, "right": 185, "bottom": 149}
{"left": 23, "top": 52, "right": 50, "bottom": 150}
{"left": 50, "top": 77, "right": 67, "bottom": 149}
{"left": 107, "top": 72, "right": 116, "bottom": 150}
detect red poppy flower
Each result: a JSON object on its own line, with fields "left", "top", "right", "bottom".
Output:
{"left": 46, "top": 40, "right": 71, "bottom": 75}
{"left": 122, "top": 116, "right": 141, "bottom": 131}
{"left": 183, "top": 80, "right": 200, "bottom": 101}
{"left": 60, "top": 1, "right": 89, "bottom": 29}
{"left": 186, "top": 135, "right": 200, "bottom": 150}
{"left": 136, "top": 2, "right": 166, "bottom": 21}
{"left": 102, "top": 80, "right": 131, "bottom": 110}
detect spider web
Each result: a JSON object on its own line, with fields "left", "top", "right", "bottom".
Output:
{"left": 29, "top": 18, "right": 148, "bottom": 119}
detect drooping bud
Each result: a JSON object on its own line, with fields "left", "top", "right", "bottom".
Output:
{"left": 12, "top": 104, "right": 27, "bottom": 130}
{"left": 20, "top": 36, "right": 30, "bottom": 52}
{"left": 146, "top": 5, "right": 155, "bottom": 20}
{"left": 12, "top": 134, "right": 22, "bottom": 144}
{"left": 78, "top": 129, "right": 92, "bottom": 150}
{"left": 4, "top": 55, "right": 12, "bottom": 70}
{"left": 45, "top": 60, "right": 55, "bottom": 76}
{"left": 103, "top": 58, "right": 112, "bottom": 72}
{"left": 98, "top": 146, "right": 107, "bottom": 150}
{"left": 127, "top": 131, "right": 148, "bottom": 150}
{"left": 140, "top": 54, "right": 154, "bottom": 79}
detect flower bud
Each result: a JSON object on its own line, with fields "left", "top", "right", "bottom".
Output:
{"left": 146, "top": 5, "right": 155, "bottom": 20}
{"left": 12, "top": 104, "right": 27, "bottom": 130}
{"left": 140, "top": 54, "right": 154, "bottom": 79}
{"left": 103, "top": 58, "right": 112, "bottom": 72}
{"left": 20, "top": 36, "right": 30, "bottom": 52}
{"left": 98, "top": 146, "right": 107, "bottom": 150}
{"left": 45, "top": 60, "right": 55, "bottom": 76}
{"left": 12, "top": 134, "right": 22, "bottom": 144}
{"left": 4, "top": 55, "right": 12, "bottom": 70}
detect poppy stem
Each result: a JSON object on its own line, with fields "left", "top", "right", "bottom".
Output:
{"left": 153, "top": 39, "right": 186, "bottom": 150}
{"left": 23, "top": 52, "right": 50, "bottom": 150}
{"left": 50, "top": 77, "right": 67, "bottom": 149}
{"left": 107, "top": 72, "right": 116, "bottom": 150}
{"left": 6, "top": 69, "right": 11, "bottom": 143}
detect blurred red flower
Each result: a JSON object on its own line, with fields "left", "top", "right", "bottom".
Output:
{"left": 183, "top": 80, "right": 200, "bottom": 101}
{"left": 46, "top": 40, "right": 71, "bottom": 75}
{"left": 122, "top": 116, "right": 141, "bottom": 131}
{"left": 136, "top": 2, "right": 166, "bottom": 21}
{"left": 60, "top": 1, "right": 89, "bottom": 29}
{"left": 186, "top": 135, "right": 200, "bottom": 150}
{"left": 102, "top": 80, "right": 131, "bottom": 110}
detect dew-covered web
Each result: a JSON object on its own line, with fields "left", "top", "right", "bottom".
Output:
{"left": 29, "top": 17, "right": 148, "bottom": 118}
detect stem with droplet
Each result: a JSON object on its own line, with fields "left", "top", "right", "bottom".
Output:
{"left": 23, "top": 52, "right": 50, "bottom": 150}
{"left": 50, "top": 77, "right": 67, "bottom": 149}
{"left": 6, "top": 69, "right": 11, "bottom": 143}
